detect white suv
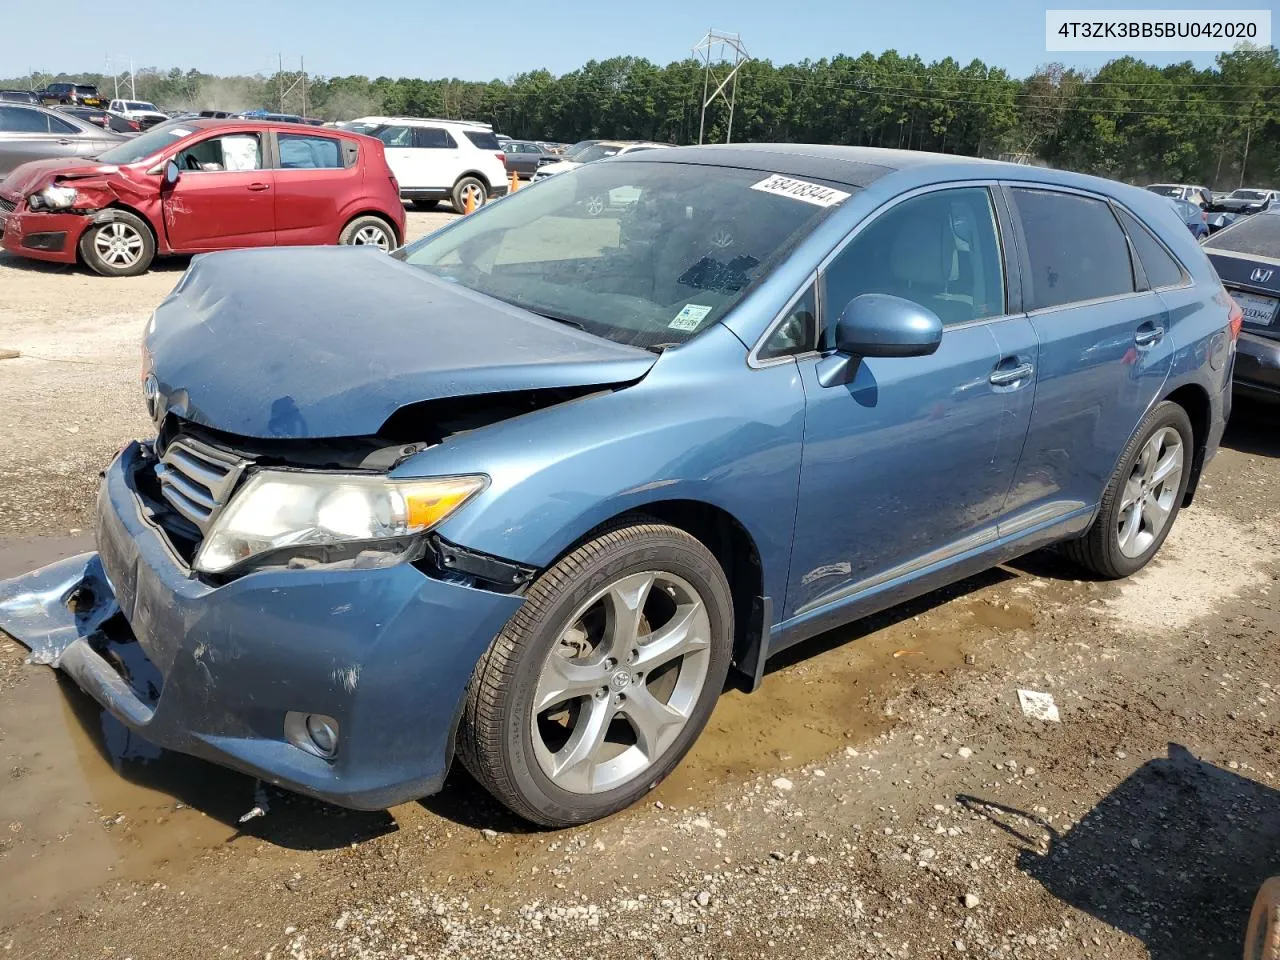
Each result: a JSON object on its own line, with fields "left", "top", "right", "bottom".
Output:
{"left": 342, "top": 117, "right": 509, "bottom": 211}
{"left": 107, "top": 99, "right": 168, "bottom": 123}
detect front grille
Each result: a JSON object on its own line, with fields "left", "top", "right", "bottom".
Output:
{"left": 0, "top": 197, "right": 16, "bottom": 214}
{"left": 156, "top": 437, "right": 249, "bottom": 533}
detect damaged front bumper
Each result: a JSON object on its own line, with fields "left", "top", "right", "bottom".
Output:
{"left": 0, "top": 208, "right": 83, "bottom": 263}
{"left": 0, "top": 443, "right": 525, "bottom": 810}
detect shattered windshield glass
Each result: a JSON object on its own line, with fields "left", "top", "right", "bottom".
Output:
{"left": 396, "top": 160, "right": 850, "bottom": 350}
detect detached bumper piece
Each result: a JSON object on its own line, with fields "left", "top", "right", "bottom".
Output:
{"left": 0, "top": 442, "right": 526, "bottom": 810}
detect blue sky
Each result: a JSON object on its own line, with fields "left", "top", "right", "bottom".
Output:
{"left": 13, "top": 0, "right": 1227, "bottom": 81}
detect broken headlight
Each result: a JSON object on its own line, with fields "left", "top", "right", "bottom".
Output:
{"left": 27, "top": 184, "right": 79, "bottom": 211}
{"left": 194, "top": 471, "right": 487, "bottom": 574}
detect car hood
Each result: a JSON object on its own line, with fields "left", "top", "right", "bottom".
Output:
{"left": 145, "top": 247, "right": 658, "bottom": 439}
{"left": 0, "top": 156, "right": 117, "bottom": 196}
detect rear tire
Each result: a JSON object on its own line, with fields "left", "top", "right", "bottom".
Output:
{"left": 458, "top": 519, "right": 734, "bottom": 827}
{"left": 79, "top": 211, "right": 154, "bottom": 277}
{"left": 338, "top": 215, "right": 395, "bottom": 251}
{"left": 451, "top": 176, "right": 487, "bottom": 213}
{"left": 411, "top": 198, "right": 439, "bottom": 211}
{"left": 1061, "top": 400, "right": 1193, "bottom": 579}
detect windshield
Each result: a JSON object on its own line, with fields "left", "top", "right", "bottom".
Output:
{"left": 1231, "top": 189, "right": 1266, "bottom": 200}
{"left": 395, "top": 161, "right": 850, "bottom": 350}
{"left": 1146, "top": 185, "right": 1181, "bottom": 197}
{"left": 126, "top": 101, "right": 159, "bottom": 111}
{"left": 93, "top": 122, "right": 193, "bottom": 164}
{"left": 570, "top": 144, "right": 622, "bottom": 164}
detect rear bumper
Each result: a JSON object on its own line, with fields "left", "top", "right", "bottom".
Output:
{"left": 0, "top": 207, "right": 84, "bottom": 264}
{"left": 1234, "top": 330, "right": 1280, "bottom": 403}
{"left": 0, "top": 443, "right": 525, "bottom": 810}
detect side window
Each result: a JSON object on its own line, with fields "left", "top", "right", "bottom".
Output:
{"left": 822, "top": 186, "right": 1006, "bottom": 331}
{"left": 278, "top": 133, "right": 343, "bottom": 169}
{"left": 758, "top": 283, "right": 818, "bottom": 361}
{"left": 375, "top": 125, "right": 414, "bottom": 148}
{"left": 175, "top": 134, "right": 263, "bottom": 172}
{"left": 416, "top": 127, "right": 457, "bottom": 149}
{"left": 1010, "top": 188, "right": 1135, "bottom": 310}
{"left": 47, "top": 114, "right": 79, "bottom": 135}
{"left": 0, "top": 106, "right": 51, "bottom": 133}
{"left": 1116, "top": 207, "right": 1186, "bottom": 289}
{"left": 463, "top": 130, "right": 500, "bottom": 150}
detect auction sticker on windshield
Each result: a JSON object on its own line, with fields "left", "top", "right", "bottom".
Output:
{"left": 751, "top": 174, "right": 850, "bottom": 207}
{"left": 669, "top": 304, "right": 713, "bottom": 331}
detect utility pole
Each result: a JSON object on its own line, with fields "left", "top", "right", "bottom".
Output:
{"left": 692, "top": 30, "right": 750, "bottom": 145}
{"left": 129, "top": 59, "right": 135, "bottom": 99}
{"left": 1240, "top": 124, "right": 1252, "bottom": 188}
{"left": 301, "top": 55, "right": 306, "bottom": 117}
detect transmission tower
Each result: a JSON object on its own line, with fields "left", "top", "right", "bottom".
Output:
{"left": 693, "top": 30, "right": 750, "bottom": 145}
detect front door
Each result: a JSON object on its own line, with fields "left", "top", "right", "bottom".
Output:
{"left": 162, "top": 131, "right": 275, "bottom": 250}
{"left": 786, "top": 185, "right": 1033, "bottom": 619}
{"left": 999, "top": 186, "right": 1174, "bottom": 524}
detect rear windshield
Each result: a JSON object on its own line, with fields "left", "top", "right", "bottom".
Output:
{"left": 126, "top": 101, "right": 158, "bottom": 111}
{"left": 463, "top": 130, "right": 501, "bottom": 150}
{"left": 74, "top": 85, "right": 98, "bottom": 95}
{"left": 1146, "top": 185, "right": 1181, "bottom": 197}
{"left": 1205, "top": 212, "right": 1280, "bottom": 256}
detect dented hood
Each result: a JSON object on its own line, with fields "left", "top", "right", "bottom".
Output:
{"left": 0, "top": 156, "right": 119, "bottom": 197}
{"left": 146, "top": 247, "right": 658, "bottom": 439}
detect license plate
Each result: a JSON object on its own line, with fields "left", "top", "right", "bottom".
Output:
{"left": 1235, "top": 291, "right": 1278, "bottom": 326}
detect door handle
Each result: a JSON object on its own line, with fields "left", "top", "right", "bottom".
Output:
{"left": 989, "top": 362, "right": 1034, "bottom": 387}
{"left": 1134, "top": 326, "right": 1164, "bottom": 347}
{"left": 247, "top": 182, "right": 270, "bottom": 192}
{"left": 56, "top": 139, "right": 72, "bottom": 145}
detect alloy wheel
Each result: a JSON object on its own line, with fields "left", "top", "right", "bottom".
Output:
{"left": 1116, "top": 426, "right": 1184, "bottom": 558}
{"left": 93, "top": 222, "right": 144, "bottom": 268}
{"left": 531, "top": 570, "right": 711, "bottom": 794}
{"left": 352, "top": 224, "right": 391, "bottom": 250}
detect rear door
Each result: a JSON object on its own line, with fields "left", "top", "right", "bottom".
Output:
{"left": 999, "top": 185, "right": 1174, "bottom": 524}
{"left": 271, "top": 130, "right": 360, "bottom": 244}
{"left": 0, "top": 106, "right": 83, "bottom": 175}
{"left": 373, "top": 124, "right": 419, "bottom": 188}
{"left": 413, "top": 125, "right": 459, "bottom": 188}
{"left": 162, "top": 130, "right": 275, "bottom": 250}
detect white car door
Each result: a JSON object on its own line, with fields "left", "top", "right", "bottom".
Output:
{"left": 414, "top": 126, "right": 461, "bottom": 189}
{"left": 374, "top": 124, "right": 423, "bottom": 188}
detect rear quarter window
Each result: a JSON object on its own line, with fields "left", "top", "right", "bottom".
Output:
{"left": 1115, "top": 207, "right": 1187, "bottom": 289}
{"left": 1010, "top": 188, "right": 1135, "bottom": 310}
{"left": 463, "top": 130, "right": 500, "bottom": 150}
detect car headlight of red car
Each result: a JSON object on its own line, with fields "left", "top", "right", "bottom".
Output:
{"left": 27, "top": 184, "right": 79, "bottom": 211}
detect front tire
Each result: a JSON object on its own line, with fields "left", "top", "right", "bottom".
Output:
{"left": 1061, "top": 400, "right": 1193, "bottom": 579}
{"left": 339, "top": 215, "right": 395, "bottom": 251}
{"left": 79, "top": 212, "right": 154, "bottom": 277}
{"left": 451, "top": 176, "right": 487, "bottom": 213}
{"left": 458, "top": 519, "right": 734, "bottom": 827}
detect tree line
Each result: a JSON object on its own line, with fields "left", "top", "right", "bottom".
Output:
{"left": 8, "top": 46, "right": 1278, "bottom": 188}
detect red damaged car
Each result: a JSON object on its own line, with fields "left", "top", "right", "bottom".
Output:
{"left": 0, "top": 119, "right": 406, "bottom": 276}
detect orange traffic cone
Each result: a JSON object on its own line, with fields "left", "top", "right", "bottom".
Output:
{"left": 463, "top": 188, "right": 477, "bottom": 215}
{"left": 509, "top": 170, "right": 520, "bottom": 193}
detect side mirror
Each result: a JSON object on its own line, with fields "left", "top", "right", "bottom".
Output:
{"left": 163, "top": 160, "right": 180, "bottom": 186}
{"left": 817, "top": 294, "right": 943, "bottom": 388}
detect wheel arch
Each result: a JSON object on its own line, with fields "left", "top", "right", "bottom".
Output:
{"left": 454, "top": 169, "right": 492, "bottom": 192}
{"left": 338, "top": 209, "right": 401, "bottom": 246}
{"left": 1161, "top": 381, "right": 1211, "bottom": 506}
{"left": 558, "top": 498, "right": 769, "bottom": 693}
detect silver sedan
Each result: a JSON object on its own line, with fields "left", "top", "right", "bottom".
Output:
{"left": 0, "top": 104, "right": 126, "bottom": 179}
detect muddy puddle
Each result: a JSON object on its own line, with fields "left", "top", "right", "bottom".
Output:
{"left": 0, "top": 534, "right": 1038, "bottom": 926}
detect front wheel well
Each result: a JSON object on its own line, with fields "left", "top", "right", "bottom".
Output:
{"left": 573, "top": 500, "right": 766, "bottom": 689}
{"left": 1162, "top": 383, "right": 1211, "bottom": 505}
{"left": 78, "top": 202, "right": 159, "bottom": 255}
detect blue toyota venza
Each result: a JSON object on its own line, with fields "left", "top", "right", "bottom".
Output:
{"left": 0, "top": 145, "right": 1238, "bottom": 826}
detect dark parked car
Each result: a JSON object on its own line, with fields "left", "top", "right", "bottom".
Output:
{"left": 1203, "top": 209, "right": 1280, "bottom": 403}
{"left": 55, "top": 105, "right": 151, "bottom": 135}
{"left": 0, "top": 119, "right": 405, "bottom": 275}
{"left": 0, "top": 90, "right": 40, "bottom": 105}
{"left": 0, "top": 145, "right": 1234, "bottom": 827}
{"left": 502, "top": 139, "right": 551, "bottom": 178}
{"left": 0, "top": 104, "right": 125, "bottom": 178}
{"left": 37, "top": 82, "right": 105, "bottom": 108}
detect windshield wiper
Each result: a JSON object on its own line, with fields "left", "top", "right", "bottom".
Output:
{"left": 532, "top": 311, "right": 586, "bottom": 330}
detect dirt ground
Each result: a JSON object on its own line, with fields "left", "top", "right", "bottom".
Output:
{"left": 0, "top": 224, "right": 1278, "bottom": 960}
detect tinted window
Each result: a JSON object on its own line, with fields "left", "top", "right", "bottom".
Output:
{"left": 463, "top": 130, "right": 501, "bottom": 150}
{"left": 1146, "top": 185, "right": 1182, "bottom": 198}
{"left": 47, "top": 113, "right": 79, "bottom": 135}
{"left": 758, "top": 283, "right": 818, "bottom": 360}
{"left": 278, "top": 133, "right": 343, "bottom": 169}
{"left": 823, "top": 187, "right": 1006, "bottom": 329}
{"left": 1117, "top": 208, "right": 1186, "bottom": 289}
{"left": 74, "top": 85, "right": 97, "bottom": 95}
{"left": 375, "top": 125, "right": 414, "bottom": 147}
{"left": 0, "top": 106, "right": 51, "bottom": 133}
{"left": 1206, "top": 212, "right": 1280, "bottom": 257}
{"left": 1011, "top": 189, "right": 1134, "bottom": 310}
{"left": 416, "top": 127, "right": 456, "bottom": 148}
